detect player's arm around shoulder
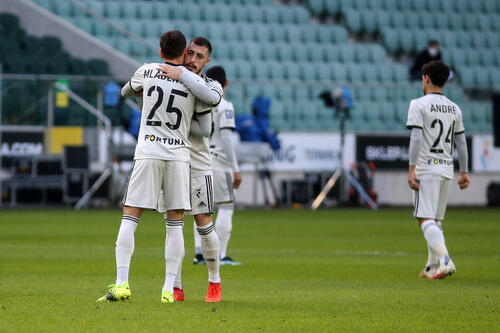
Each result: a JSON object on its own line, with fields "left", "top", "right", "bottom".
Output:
{"left": 156, "top": 65, "right": 222, "bottom": 107}
{"left": 157, "top": 63, "right": 183, "bottom": 81}
{"left": 205, "top": 78, "right": 223, "bottom": 106}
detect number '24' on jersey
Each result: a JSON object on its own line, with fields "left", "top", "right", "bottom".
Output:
{"left": 406, "top": 93, "right": 465, "bottom": 179}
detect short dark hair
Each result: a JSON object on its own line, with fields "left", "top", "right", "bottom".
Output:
{"left": 205, "top": 66, "right": 226, "bottom": 87}
{"left": 190, "top": 36, "right": 212, "bottom": 55}
{"left": 422, "top": 60, "right": 450, "bottom": 87}
{"left": 428, "top": 40, "right": 439, "bottom": 46}
{"left": 159, "top": 30, "right": 186, "bottom": 60}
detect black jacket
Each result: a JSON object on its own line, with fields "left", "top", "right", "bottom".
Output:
{"left": 410, "top": 49, "right": 442, "bottom": 79}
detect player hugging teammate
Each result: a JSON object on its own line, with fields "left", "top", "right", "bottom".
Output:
{"left": 97, "top": 30, "right": 241, "bottom": 304}
{"left": 406, "top": 60, "right": 470, "bottom": 280}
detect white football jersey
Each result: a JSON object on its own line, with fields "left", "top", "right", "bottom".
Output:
{"left": 129, "top": 63, "right": 205, "bottom": 162}
{"left": 209, "top": 98, "right": 236, "bottom": 170}
{"left": 406, "top": 92, "right": 465, "bottom": 179}
{"left": 189, "top": 76, "right": 223, "bottom": 175}
{"left": 189, "top": 105, "right": 213, "bottom": 175}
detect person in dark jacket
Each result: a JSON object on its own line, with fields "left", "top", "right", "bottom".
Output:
{"left": 410, "top": 40, "right": 441, "bottom": 80}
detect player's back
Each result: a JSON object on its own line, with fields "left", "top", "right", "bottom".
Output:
{"left": 132, "top": 63, "right": 197, "bottom": 162}
{"left": 407, "top": 93, "right": 465, "bottom": 179}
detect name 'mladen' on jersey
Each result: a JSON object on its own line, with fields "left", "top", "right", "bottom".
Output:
{"left": 128, "top": 63, "right": 206, "bottom": 162}
{"left": 406, "top": 92, "right": 465, "bottom": 179}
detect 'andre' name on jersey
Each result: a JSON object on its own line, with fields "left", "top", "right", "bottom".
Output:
{"left": 430, "top": 104, "right": 457, "bottom": 114}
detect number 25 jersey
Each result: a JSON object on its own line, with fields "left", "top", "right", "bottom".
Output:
{"left": 406, "top": 92, "right": 465, "bottom": 179}
{"left": 129, "top": 62, "right": 204, "bottom": 162}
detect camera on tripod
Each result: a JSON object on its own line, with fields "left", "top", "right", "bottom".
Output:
{"left": 312, "top": 86, "right": 377, "bottom": 210}
{"left": 319, "top": 86, "right": 354, "bottom": 119}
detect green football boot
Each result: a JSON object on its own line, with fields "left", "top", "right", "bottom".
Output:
{"left": 161, "top": 290, "right": 175, "bottom": 303}
{"left": 96, "top": 282, "right": 131, "bottom": 302}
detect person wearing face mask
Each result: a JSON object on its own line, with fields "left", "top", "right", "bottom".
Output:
{"left": 410, "top": 40, "right": 442, "bottom": 81}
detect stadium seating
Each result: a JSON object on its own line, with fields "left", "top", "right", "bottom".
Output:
{"left": 305, "top": 0, "right": 496, "bottom": 133}
{"left": 20, "top": 0, "right": 495, "bottom": 133}
{"left": 0, "top": 13, "right": 110, "bottom": 126}
{"left": 327, "top": 0, "right": 500, "bottom": 91}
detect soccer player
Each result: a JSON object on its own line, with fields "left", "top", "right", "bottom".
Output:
{"left": 157, "top": 37, "right": 223, "bottom": 302}
{"left": 97, "top": 30, "right": 208, "bottom": 303}
{"left": 406, "top": 60, "right": 470, "bottom": 280}
{"left": 205, "top": 66, "right": 242, "bottom": 266}
{"left": 158, "top": 63, "right": 242, "bottom": 267}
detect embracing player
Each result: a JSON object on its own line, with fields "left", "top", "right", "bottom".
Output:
{"left": 406, "top": 60, "right": 470, "bottom": 280}
{"left": 205, "top": 65, "right": 242, "bottom": 266}
{"left": 163, "top": 65, "right": 243, "bottom": 268}
{"left": 157, "top": 37, "right": 224, "bottom": 302}
{"left": 97, "top": 30, "right": 208, "bottom": 303}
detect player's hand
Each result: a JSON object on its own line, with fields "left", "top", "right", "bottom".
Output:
{"left": 232, "top": 172, "right": 242, "bottom": 189}
{"left": 458, "top": 172, "right": 470, "bottom": 190}
{"left": 157, "top": 64, "right": 182, "bottom": 81}
{"left": 408, "top": 166, "right": 419, "bottom": 190}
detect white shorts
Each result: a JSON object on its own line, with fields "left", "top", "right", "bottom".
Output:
{"left": 123, "top": 159, "right": 191, "bottom": 211}
{"left": 412, "top": 175, "right": 451, "bottom": 220}
{"left": 185, "top": 173, "right": 215, "bottom": 216}
{"left": 213, "top": 169, "right": 234, "bottom": 204}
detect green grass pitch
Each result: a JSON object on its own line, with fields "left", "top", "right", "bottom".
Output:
{"left": 0, "top": 208, "right": 499, "bottom": 332}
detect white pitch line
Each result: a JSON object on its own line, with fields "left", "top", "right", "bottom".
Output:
{"left": 0, "top": 243, "right": 421, "bottom": 257}
{"left": 231, "top": 248, "right": 422, "bottom": 257}
{"left": 333, "top": 250, "right": 421, "bottom": 257}
{"left": 0, "top": 243, "right": 427, "bottom": 258}
{"left": 0, "top": 244, "right": 112, "bottom": 250}
{"left": 2, "top": 244, "right": 497, "bottom": 260}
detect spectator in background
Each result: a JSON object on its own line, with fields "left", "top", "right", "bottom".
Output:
{"left": 410, "top": 40, "right": 441, "bottom": 80}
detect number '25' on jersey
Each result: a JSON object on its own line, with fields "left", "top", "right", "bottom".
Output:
{"left": 406, "top": 92, "right": 465, "bottom": 179}
{"left": 129, "top": 63, "right": 206, "bottom": 162}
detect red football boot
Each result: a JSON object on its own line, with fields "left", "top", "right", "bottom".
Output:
{"left": 205, "top": 282, "right": 221, "bottom": 303}
{"left": 173, "top": 287, "right": 184, "bottom": 302}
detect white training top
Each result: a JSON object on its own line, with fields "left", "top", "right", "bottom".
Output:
{"left": 210, "top": 98, "right": 236, "bottom": 170}
{"left": 406, "top": 92, "right": 465, "bottom": 179}
{"left": 189, "top": 76, "right": 222, "bottom": 175}
{"left": 128, "top": 63, "right": 205, "bottom": 162}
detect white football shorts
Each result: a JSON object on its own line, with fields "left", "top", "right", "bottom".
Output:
{"left": 213, "top": 169, "right": 234, "bottom": 204}
{"left": 412, "top": 174, "right": 451, "bottom": 220}
{"left": 185, "top": 173, "right": 215, "bottom": 216}
{"left": 123, "top": 159, "right": 191, "bottom": 211}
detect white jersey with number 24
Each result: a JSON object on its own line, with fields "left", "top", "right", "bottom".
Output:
{"left": 406, "top": 92, "right": 465, "bottom": 179}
